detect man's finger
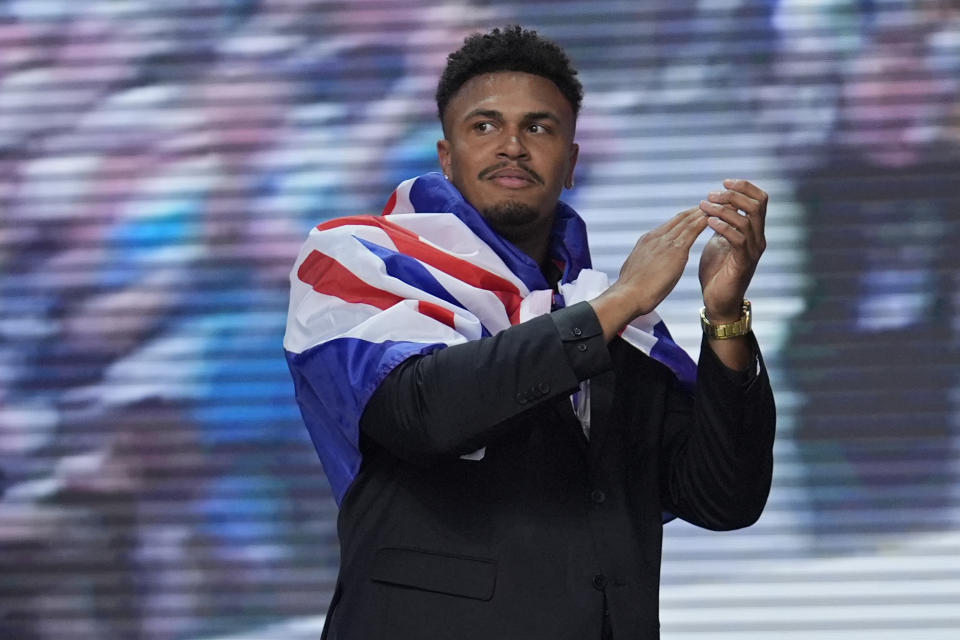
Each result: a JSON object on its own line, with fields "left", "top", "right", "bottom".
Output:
{"left": 722, "top": 178, "right": 768, "bottom": 204}
{"left": 670, "top": 206, "right": 710, "bottom": 248}
{"left": 648, "top": 207, "right": 707, "bottom": 248}
{"left": 657, "top": 206, "right": 704, "bottom": 234}
{"left": 707, "top": 190, "right": 760, "bottom": 216}
{"left": 706, "top": 215, "right": 748, "bottom": 250}
{"left": 704, "top": 186, "right": 767, "bottom": 238}
{"left": 700, "top": 200, "right": 745, "bottom": 225}
{"left": 700, "top": 201, "right": 757, "bottom": 247}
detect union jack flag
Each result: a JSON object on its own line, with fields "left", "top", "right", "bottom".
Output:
{"left": 284, "top": 172, "right": 695, "bottom": 504}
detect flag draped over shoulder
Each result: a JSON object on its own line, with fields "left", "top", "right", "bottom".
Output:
{"left": 284, "top": 172, "right": 696, "bottom": 505}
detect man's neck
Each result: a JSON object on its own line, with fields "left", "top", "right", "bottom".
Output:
{"left": 511, "top": 234, "right": 550, "bottom": 271}
{"left": 486, "top": 214, "right": 554, "bottom": 274}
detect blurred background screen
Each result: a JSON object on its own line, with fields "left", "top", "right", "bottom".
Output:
{"left": 0, "top": 1, "right": 958, "bottom": 638}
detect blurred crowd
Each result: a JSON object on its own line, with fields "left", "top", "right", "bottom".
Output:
{"left": 773, "top": 0, "right": 960, "bottom": 546}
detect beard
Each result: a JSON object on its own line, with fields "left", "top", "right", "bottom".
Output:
{"left": 480, "top": 201, "right": 540, "bottom": 239}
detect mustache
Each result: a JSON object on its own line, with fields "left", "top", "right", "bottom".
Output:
{"left": 477, "top": 162, "right": 545, "bottom": 185}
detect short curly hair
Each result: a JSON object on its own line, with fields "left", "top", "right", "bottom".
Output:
{"left": 436, "top": 26, "right": 583, "bottom": 127}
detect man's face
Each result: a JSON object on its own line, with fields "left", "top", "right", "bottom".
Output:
{"left": 437, "top": 71, "right": 579, "bottom": 242}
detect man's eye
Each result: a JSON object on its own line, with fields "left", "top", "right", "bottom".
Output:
{"left": 474, "top": 122, "right": 495, "bottom": 132}
{"left": 529, "top": 124, "right": 547, "bottom": 133}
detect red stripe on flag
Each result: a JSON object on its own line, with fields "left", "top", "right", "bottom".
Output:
{"left": 381, "top": 189, "right": 398, "bottom": 216}
{"left": 418, "top": 300, "right": 456, "bottom": 329}
{"left": 317, "top": 216, "right": 525, "bottom": 323}
{"left": 297, "top": 250, "right": 403, "bottom": 310}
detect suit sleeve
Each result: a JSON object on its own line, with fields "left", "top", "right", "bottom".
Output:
{"left": 359, "top": 302, "right": 610, "bottom": 463}
{"left": 659, "top": 334, "right": 776, "bottom": 530}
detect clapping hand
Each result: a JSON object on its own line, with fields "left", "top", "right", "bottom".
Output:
{"left": 697, "top": 179, "right": 768, "bottom": 323}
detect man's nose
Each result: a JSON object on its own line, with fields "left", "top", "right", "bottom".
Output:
{"left": 497, "top": 131, "right": 529, "bottom": 159}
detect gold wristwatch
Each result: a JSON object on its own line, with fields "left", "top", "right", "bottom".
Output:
{"left": 700, "top": 300, "right": 752, "bottom": 339}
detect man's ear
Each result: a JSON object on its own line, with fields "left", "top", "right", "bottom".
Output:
{"left": 437, "top": 139, "right": 451, "bottom": 178}
{"left": 565, "top": 143, "right": 580, "bottom": 189}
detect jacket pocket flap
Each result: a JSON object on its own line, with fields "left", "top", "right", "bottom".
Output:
{"left": 370, "top": 547, "right": 497, "bottom": 601}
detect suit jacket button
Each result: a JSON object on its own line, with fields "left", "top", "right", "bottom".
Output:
{"left": 592, "top": 574, "right": 607, "bottom": 590}
{"left": 516, "top": 392, "right": 527, "bottom": 405}
{"left": 538, "top": 382, "right": 550, "bottom": 394}
{"left": 590, "top": 489, "right": 606, "bottom": 504}
{"left": 577, "top": 343, "right": 588, "bottom": 352}
{"left": 572, "top": 327, "right": 582, "bottom": 337}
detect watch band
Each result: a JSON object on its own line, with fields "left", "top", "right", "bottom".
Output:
{"left": 700, "top": 299, "right": 752, "bottom": 339}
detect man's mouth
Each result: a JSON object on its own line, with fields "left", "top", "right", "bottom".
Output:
{"left": 479, "top": 164, "right": 543, "bottom": 187}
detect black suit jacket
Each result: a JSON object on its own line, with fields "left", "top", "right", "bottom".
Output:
{"left": 322, "top": 302, "right": 775, "bottom": 639}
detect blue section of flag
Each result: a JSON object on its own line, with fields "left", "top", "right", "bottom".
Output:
{"left": 354, "top": 235, "right": 492, "bottom": 338}
{"left": 651, "top": 320, "right": 698, "bottom": 393}
{"left": 286, "top": 336, "right": 445, "bottom": 503}
{"left": 355, "top": 236, "right": 462, "bottom": 310}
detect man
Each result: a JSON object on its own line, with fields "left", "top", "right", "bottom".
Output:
{"left": 284, "top": 25, "right": 775, "bottom": 640}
